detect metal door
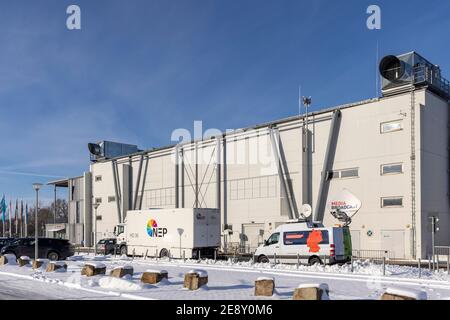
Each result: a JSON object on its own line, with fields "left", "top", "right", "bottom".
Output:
{"left": 381, "top": 230, "right": 405, "bottom": 259}
{"left": 350, "top": 230, "right": 361, "bottom": 251}
{"left": 242, "top": 223, "right": 265, "bottom": 253}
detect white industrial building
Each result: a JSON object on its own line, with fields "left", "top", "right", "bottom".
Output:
{"left": 49, "top": 52, "right": 450, "bottom": 260}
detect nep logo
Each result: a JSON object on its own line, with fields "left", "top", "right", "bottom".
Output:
{"left": 146, "top": 219, "right": 168, "bottom": 238}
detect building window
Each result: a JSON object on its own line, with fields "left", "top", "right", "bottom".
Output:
{"left": 331, "top": 168, "right": 359, "bottom": 179}
{"left": 381, "top": 120, "right": 403, "bottom": 133}
{"left": 95, "top": 175, "right": 102, "bottom": 182}
{"left": 340, "top": 168, "right": 359, "bottom": 179}
{"left": 108, "top": 196, "right": 116, "bottom": 203}
{"left": 95, "top": 197, "right": 102, "bottom": 204}
{"left": 229, "top": 175, "right": 278, "bottom": 200}
{"left": 381, "top": 197, "right": 403, "bottom": 208}
{"left": 146, "top": 187, "right": 175, "bottom": 207}
{"left": 381, "top": 163, "right": 403, "bottom": 175}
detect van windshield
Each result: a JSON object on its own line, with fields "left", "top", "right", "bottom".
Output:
{"left": 266, "top": 233, "right": 280, "bottom": 246}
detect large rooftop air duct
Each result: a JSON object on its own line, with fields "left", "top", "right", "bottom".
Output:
{"left": 379, "top": 52, "right": 450, "bottom": 100}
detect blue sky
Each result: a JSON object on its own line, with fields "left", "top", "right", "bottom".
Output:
{"left": 1, "top": 0, "right": 450, "bottom": 203}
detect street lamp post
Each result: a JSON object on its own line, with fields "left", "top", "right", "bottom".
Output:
{"left": 32, "top": 183, "right": 43, "bottom": 260}
{"left": 177, "top": 228, "right": 184, "bottom": 259}
{"left": 93, "top": 202, "right": 100, "bottom": 255}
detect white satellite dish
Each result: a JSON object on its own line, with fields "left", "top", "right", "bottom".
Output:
{"left": 327, "top": 188, "right": 362, "bottom": 218}
{"left": 300, "top": 204, "right": 312, "bottom": 218}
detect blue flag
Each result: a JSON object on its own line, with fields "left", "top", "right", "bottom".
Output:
{"left": 0, "top": 195, "right": 6, "bottom": 223}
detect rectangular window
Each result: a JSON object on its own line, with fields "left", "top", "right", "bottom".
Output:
{"left": 381, "top": 120, "right": 403, "bottom": 133}
{"left": 108, "top": 196, "right": 116, "bottom": 203}
{"left": 381, "top": 163, "right": 403, "bottom": 175}
{"left": 95, "top": 175, "right": 102, "bottom": 182}
{"left": 340, "top": 168, "right": 359, "bottom": 179}
{"left": 381, "top": 197, "right": 403, "bottom": 208}
{"left": 283, "top": 230, "right": 329, "bottom": 245}
{"left": 331, "top": 168, "right": 359, "bottom": 179}
{"left": 95, "top": 197, "right": 102, "bottom": 204}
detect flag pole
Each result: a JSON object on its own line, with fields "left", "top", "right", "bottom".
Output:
{"left": 15, "top": 199, "right": 18, "bottom": 237}
{"left": 1, "top": 195, "right": 5, "bottom": 237}
{"left": 25, "top": 203, "right": 28, "bottom": 237}
{"left": 8, "top": 200, "right": 12, "bottom": 237}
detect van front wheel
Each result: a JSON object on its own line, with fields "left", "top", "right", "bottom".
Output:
{"left": 257, "top": 255, "right": 270, "bottom": 263}
{"left": 309, "top": 256, "right": 322, "bottom": 266}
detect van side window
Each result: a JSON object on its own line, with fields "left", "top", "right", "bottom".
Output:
{"left": 284, "top": 230, "right": 329, "bottom": 245}
{"left": 267, "top": 232, "right": 280, "bottom": 245}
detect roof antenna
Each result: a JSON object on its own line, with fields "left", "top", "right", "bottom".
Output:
{"left": 302, "top": 96, "right": 312, "bottom": 135}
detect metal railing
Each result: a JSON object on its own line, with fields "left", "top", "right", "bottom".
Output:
{"left": 352, "top": 249, "right": 393, "bottom": 261}
{"left": 434, "top": 246, "right": 450, "bottom": 272}
{"left": 414, "top": 65, "right": 450, "bottom": 98}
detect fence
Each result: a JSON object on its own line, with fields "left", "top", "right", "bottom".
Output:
{"left": 434, "top": 246, "right": 450, "bottom": 271}
{"left": 352, "top": 249, "right": 393, "bottom": 262}
{"left": 223, "top": 242, "right": 252, "bottom": 255}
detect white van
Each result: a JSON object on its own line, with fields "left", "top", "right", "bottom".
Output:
{"left": 254, "top": 221, "right": 352, "bottom": 265}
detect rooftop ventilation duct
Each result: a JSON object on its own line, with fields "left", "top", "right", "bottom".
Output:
{"left": 88, "top": 141, "right": 139, "bottom": 162}
{"left": 380, "top": 52, "right": 450, "bottom": 100}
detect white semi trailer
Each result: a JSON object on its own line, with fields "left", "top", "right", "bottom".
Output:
{"left": 114, "top": 208, "right": 220, "bottom": 259}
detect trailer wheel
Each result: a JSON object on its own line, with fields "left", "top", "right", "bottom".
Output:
{"left": 309, "top": 256, "right": 322, "bottom": 266}
{"left": 257, "top": 255, "right": 270, "bottom": 263}
{"left": 159, "top": 248, "right": 169, "bottom": 258}
{"left": 120, "top": 246, "right": 127, "bottom": 256}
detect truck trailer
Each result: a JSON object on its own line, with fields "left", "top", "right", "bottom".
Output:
{"left": 114, "top": 208, "right": 220, "bottom": 259}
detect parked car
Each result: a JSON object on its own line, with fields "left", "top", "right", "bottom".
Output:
{"left": 97, "top": 238, "right": 117, "bottom": 255}
{"left": 254, "top": 221, "right": 352, "bottom": 265}
{"left": 0, "top": 237, "right": 75, "bottom": 260}
{"left": 0, "top": 237, "right": 15, "bottom": 251}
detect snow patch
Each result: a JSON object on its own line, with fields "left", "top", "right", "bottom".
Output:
{"left": 257, "top": 277, "right": 274, "bottom": 281}
{"left": 85, "top": 262, "right": 106, "bottom": 269}
{"left": 187, "top": 269, "right": 208, "bottom": 277}
{"left": 20, "top": 256, "right": 30, "bottom": 261}
{"left": 385, "top": 287, "right": 427, "bottom": 300}
{"left": 113, "top": 265, "right": 133, "bottom": 270}
{"left": 145, "top": 269, "right": 165, "bottom": 273}
{"left": 297, "top": 283, "right": 329, "bottom": 291}
{"left": 98, "top": 276, "right": 143, "bottom": 291}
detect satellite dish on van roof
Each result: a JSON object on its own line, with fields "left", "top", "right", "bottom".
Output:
{"left": 327, "top": 189, "right": 362, "bottom": 218}
{"left": 300, "top": 204, "right": 312, "bottom": 219}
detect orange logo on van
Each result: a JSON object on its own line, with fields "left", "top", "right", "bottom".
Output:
{"left": 306, "top": 229, "right": 323, "bottom": 253}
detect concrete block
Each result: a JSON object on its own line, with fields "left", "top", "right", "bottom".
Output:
{"left": 46, "top": 262, "right": 67, "bottom": 272}
{"left": 254, "top": 277, "right": 275, "bottom": 297}
{"left": 110, "top": 266, "right": 134, "bottom": 278}
{"left": 81, "top": 263, "right": 106, "bottom": 276}
{"left": 141, "top": 269, "right": 168, "bottom": 284}
{"left": 184, "top": 270, "right": 208, "bottom": 290}
{"left": 17, "top": 256, "right": 31, "bottom": 267}
{"left": 293, "top": 283, "right": 329, "bottom": 300}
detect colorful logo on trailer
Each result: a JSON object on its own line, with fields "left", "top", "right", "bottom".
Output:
{"left": 146, "top": 219, "right": 168, "bottom": 238}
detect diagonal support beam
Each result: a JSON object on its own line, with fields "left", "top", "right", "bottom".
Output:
{"left": 269, "top": 127, "right": 297, "bottom": 220}
{"left": 313, "top": 110, "right": 342, "bottom": 223}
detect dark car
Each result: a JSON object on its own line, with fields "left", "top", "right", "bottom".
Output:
{"left": 0, "top": 237, "right": 15, "bottom": 251}
{"left": 97, "top": 238, "right": 117, "bottom": 255}
{"left": 0, "top": 237, "right": 75, "bottom": 261}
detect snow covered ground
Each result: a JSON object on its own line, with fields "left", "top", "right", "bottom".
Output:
{"left": 1, "top": 254, "right": 450, "bottom": 300}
